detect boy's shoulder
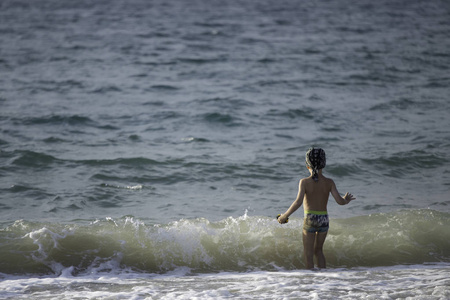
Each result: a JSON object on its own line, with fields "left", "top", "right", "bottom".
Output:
{"left": 322, "top": 175, "right": 334, "bottom": 182}
{"left": 321, "top": 175, "right": 335, "bottom": 185}
{"left": 299, "top": 176, "right": 312, "bottom": 183}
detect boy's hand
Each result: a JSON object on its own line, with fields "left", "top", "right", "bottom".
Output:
{"left": 344, "top": 192, "right": 355, "bottom": 203}
{"left": 277, "top": 214, "right": 289, "bottom": 224}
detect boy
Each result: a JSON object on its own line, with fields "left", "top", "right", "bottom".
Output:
{"left": 277, "top": 148, "right": 355, "bottom": 269}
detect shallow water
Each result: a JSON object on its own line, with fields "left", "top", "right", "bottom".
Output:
{"left": 1, "top": 264, "right": 449, "bottom": 299}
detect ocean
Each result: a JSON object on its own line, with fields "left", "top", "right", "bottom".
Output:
{"left": 1, "top": 0, "right": 449, "bottom": 298}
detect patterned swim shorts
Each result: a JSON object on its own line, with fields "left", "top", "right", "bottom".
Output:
{"left": 303, "top": 211, "right": 329, "bottom": 233}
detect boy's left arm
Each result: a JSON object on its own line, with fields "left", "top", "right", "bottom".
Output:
{"left": 330, "top": 180, "right": 355, "bottom": 205}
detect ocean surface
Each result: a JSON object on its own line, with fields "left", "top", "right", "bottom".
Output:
{"left": 1, "top": 0, "right": 449, "bottom": 298}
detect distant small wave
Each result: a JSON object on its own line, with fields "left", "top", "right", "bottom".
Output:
{"left": 360, "top": 150, "right": 447, "bottom": 175}
{"left": 11, "top": 150, "right": 58, "bottom": 168}
{"left": 201, "top": 112, "right": 240, "bottom": 126}
{"left": 20, "top": 115, "right": 94, "bottom": 126}
{"left": 146, "top": 84, "right": 180, "bottom": 91}
{"left": 266, "top": 108, "right": 316, "bottom": 120}
{"left": 369, "top": 98, "right": 438, "bottom": 111}
{"left": 90, "top": 85, "right": 122, "bottom": 94}
{"left": 80, "top": 157, "right": 163, "bottom": 167}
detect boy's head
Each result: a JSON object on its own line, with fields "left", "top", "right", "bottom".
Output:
{"left": 305, "top": 148, "right": 326, "bottom": 181}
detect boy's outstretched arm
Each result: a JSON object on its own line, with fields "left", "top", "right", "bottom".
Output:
{"left": 330, "top": 179, "right": 355, "bottom": 205}
{"left": 278, "top": 179, "right": 305, "bottom": 223}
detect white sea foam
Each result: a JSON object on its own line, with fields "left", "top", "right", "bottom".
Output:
{"left": 0, "top": 264, "right": 448, "bottom": 299}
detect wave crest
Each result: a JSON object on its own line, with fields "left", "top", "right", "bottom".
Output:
{"left": 0, "top": 209, "right": 448, "bottom": 275}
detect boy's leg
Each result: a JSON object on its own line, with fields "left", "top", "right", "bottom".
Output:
{"left": 314, "top": 232, "right": 327, "bottom": 269}
{"left": 302, "top": 230, "right": 316, "bottom": 269}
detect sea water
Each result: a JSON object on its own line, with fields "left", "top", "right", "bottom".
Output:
{"left": 1, "top": 0, "right": 449, "bottom": 299}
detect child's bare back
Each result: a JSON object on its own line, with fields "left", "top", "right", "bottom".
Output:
{"left": 302, "top": 173, "right": 351, "bottom": 211}
{"left": 301, "top": 174, "right": 333, "bottom": 212}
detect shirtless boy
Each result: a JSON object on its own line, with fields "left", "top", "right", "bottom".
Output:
{"left": 277, "top": 148, "right": 355, "bottom": 269}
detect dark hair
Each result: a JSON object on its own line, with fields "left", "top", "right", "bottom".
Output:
{"left": 305, "top": 148, "right": 326, "bottom": 182}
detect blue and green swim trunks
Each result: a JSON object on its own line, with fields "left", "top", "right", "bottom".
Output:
{"left": 303, "top": 210, "right": 329, "bottom": 233}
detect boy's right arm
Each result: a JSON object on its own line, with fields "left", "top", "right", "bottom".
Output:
{"left": 278, "top": 179, "right": 305, "bottom": 223}
{"left": 330, "top": 179, "right": 355, "bottom": 205}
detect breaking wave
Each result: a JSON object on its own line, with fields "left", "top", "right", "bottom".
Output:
{"left": 0, "top": 209, "right": 448, "bottom": 276}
